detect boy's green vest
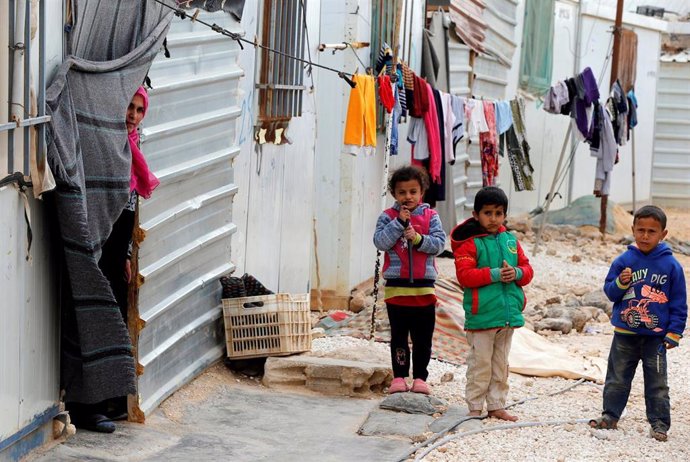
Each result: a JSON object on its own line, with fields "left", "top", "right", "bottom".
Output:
{"left": 463, "top": 232, "right": 526, "bottom": 330}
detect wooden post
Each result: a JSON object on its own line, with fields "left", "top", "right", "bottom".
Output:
{"left": 600, "top": 0, "right": 624, "bottom": 238}
{"left": 631, "top": 128, "right": 637, "bottom": 212}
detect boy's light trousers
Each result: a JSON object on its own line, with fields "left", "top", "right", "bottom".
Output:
{"left": 465, "top": 328, "right": 514, "bottom": 412}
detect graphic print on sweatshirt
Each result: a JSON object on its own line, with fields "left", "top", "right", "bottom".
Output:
{"left": 620, "top": 285, "right": 668, "bottom": 332}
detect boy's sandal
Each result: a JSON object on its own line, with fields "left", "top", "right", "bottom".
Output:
{"left": 588, "top": 416, "right": 618, "bottom": 430}
{"left": 649, "top": 428, "right": 668, "bottom": 442}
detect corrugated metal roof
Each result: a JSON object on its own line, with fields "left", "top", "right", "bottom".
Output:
{"left": 135, "top": 10, "right": 242, "bottom": 416}
{"left": 449, "top": 0, "right": 487, "bottom": 53}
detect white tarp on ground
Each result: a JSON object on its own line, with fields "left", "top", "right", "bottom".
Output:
{"left": 510, "top": 328, "right": 607, "bottom": 384}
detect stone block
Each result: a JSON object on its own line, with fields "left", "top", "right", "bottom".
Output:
{"left": 263, "top": 356, "right": 392, "bottom": 397}
{"left": 358, "top": 409, "right": 433, "bottom": 440}
{"left": 379, "top": 393, "right": 448, "bottom": 415}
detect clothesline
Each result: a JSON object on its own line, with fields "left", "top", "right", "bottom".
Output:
{"left": 542, "top": 62, "right": 638, "bottom": 201}
{"left": 345, "top": 49, "right": 536, "bottom": 198}
{"left": 150, "top": 0, "right": 358, "bottom": 88}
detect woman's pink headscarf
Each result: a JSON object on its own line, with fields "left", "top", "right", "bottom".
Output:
{"left": 129, "top": 86, "right": 160, "bottom": 199}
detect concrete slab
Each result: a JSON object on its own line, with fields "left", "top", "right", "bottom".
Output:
{"left": 429, "top": 405, "right": 470, "bottom": 433}
{"left": 358, "top": 409, "right": 434, "bottom": 440}
{"left": 28, "top": 386, "right": 410, "bottom": 462}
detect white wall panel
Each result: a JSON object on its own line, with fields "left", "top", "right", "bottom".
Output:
{"left": 652, "top": 60, "right": 690, "bottom": 206}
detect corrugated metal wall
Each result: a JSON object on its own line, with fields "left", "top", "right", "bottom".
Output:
{"left": 136, "top": 10, "right": 242, "bottom": 416}
{"left": 447, "top": 40, "right": 471, "bottom": 218}
{"left": 447, "top": 0, "right": 516, "bottom": 221}
{"left": 652, "top": 60, "right": 690, "bottom": 206}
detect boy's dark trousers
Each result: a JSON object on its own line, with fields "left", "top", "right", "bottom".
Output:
{"left": 603, "top": 333, "right": 670, "bottom": 431}
{"left": 386, "top": 304, "right": 435, "bottom": 380}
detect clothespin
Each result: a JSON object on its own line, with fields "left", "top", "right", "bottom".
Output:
{"left": 338, "top": 72, "right": 356, "bottom": 88}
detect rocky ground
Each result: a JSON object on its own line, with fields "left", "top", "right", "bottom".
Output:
{"left": 331, "top": 207, "right": 690, "bottom": 461}
{"left": 30, "top": 206, "right": 689, "bottom": 462}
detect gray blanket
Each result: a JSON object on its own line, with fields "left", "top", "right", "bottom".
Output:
{"left": 47, "top": 0, "right": 172, "bottom": 404}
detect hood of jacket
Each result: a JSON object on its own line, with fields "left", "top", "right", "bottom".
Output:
{"left": 450, "top": 217, "right": 507, "bottom": 249}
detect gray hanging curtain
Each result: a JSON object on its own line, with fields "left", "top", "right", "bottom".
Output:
{"left": 47, "top": 0, "right": 173, "bottom": 404}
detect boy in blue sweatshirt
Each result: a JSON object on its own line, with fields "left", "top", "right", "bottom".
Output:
{"left": 589, "top": 206, "right": 687, "bottom": 441}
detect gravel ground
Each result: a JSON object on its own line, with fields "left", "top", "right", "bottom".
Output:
{"left": 316, "top": 209, "right": 690, "bottom": 461}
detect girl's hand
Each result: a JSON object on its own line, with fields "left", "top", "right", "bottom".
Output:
{"left": 403, "top": 225, "right": 417, "bottom": 241}
{"left": 399, "top": 206, "right": 411, "bottom": 223}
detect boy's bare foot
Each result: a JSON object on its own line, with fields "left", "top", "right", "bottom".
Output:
{"left": 488, "top": 409, "right": 518, "bottom": 421}
{"left": 467, "top": 410, "right": 482, "bottom": 417}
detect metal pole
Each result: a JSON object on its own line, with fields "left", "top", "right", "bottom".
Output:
{"left": 38, "top": 0, "right": 46, "bottom": 175}
{"left": 600, "top": 0, "right": 624, "bottom": 238}
{"left": 370, "top": 107, "right": 394, "bottom": 344}
{"left": 533, "top": 124, "right": 572, "bottom": 255}
{"left": 23, "top": 0, "right": 31, "bottom": 175}
{"left": 8, "top": 0, "right": 16, "bottom": 174}
{"left": 567, "top": 0, "right": 583, "bottom": 206}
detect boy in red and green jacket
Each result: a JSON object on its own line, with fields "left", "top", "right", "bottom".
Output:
{"left": 450, "top": 186, "right": 533, "bottom": 421}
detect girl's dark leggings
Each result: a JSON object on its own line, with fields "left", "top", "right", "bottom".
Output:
{"left": 386, "top": 303, "right": 436, "bottom": 380}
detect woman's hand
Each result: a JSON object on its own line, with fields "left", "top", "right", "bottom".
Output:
{"left": 125, "top": 258, "right": 132, "bottom": 283}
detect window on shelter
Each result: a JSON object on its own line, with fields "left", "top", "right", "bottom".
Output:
{"left": 256, "top": 0, "right": 307, "bottom": 125}
{"left": 518, "top": 0, "right": 556, "bottom": 95}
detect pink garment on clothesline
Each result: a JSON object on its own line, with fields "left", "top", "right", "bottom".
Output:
{"left": 423, "top": 82, "right": 442, "bottom": 183}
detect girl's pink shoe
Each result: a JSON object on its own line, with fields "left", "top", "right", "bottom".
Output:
{"left": 411, "top": 379, "right": 430, "bottom": 395}
{"left": 388, "top": 377, "right": 408, "bottom": 394}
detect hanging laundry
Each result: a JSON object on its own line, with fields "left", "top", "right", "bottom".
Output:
{"left": 378, "top": 75, "right": 396, "bottom": 113}
{"left": 627, "top": 90, "right": 638, "bottom": 130}
{"left": 572, "top": 67, "right": 600, "bottom": 140}
{"left": 343, "top": 74, "right": 377, "bottom": 155}
{"left": 421, "top": 29, "right": 441, "bottom": 89}
{"left": 424, "top": 11, "right": 451, "bottom": 92}
{"left": 450, "top": 95, "right": 465, "bottom": 157}
{"left": 408, "top": 117, "right": 430, "bottom": 161}
{"left": 543, "top": 81, "right": 569, "bottom": 115}
{"left": 402, "top": 63, "right": 415, "bottom": 117}
{"left": 501, "top": 97, "right": 535, "bottom": 191}
{"left": 608, "top": 80, "right": 629, "bottom": 146}
{"left": 615, "top": 29, "right": 638, "bottom": 93}
{"left": 559, "top": 77, "right": 577, "bottom": 116}
{"left": 375, "top": 42, "right": 393, "bottom": 75}
{"left": 423, "top": 82, "right": 442, "bottom": 183}
{"left": 391, "top": 84, "right": 402, "bottom": 156}
{"left": 440, "top": 92, "right": 456, "bottom": 164}
{"left": 494, "top": 100, "right": 513, "bottom": 136}
{"left": 396, "top": 65, "right": 407, "bottom": 116}
{"left": 467, "top": 99, "right": 489, "bottom": 137}
{"left": 410, "top": 75, "right": 429, "bottom": 118}
{"left": 479, "top": 101, "right": 499, "bottom": 187}
{"left": 591, "top": 105, "right": 617, "bottom": 197}
{"left": 426, "top": 89, "right": 447, "bottom": 204}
